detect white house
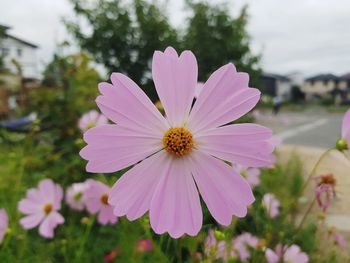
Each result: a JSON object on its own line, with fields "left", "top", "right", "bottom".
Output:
{"left": 259, "top": 73, "right": 292, "bottom": 100}
{"left": 0, "top": 25, "right": 39, "bottom": 79}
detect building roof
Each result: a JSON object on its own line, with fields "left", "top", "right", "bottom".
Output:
{"left": 5, "top": 34, "right": 38, "bottom": 48}
{"left": 261, "top": 72, "right": 290, "bottom": 82}
{"left": 305, "top": 74, "right": 339, "bottom": 81}
{"left": 340, "top": 72, "right": 350, "bottom": 80}
{"left": 0, "top": 24, "right": 11, "bottom": 30}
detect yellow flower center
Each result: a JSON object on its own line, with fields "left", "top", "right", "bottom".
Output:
{"left": 87, "top": 122, "right": 96, "bottom": 129}
{"left": 100, "top": 193, "right": 109, "bottom": 205}
{"left": 43, "top": 203, "right": 53, "bottom": 214}
{"left": 162, "top": 127, "right": 193, "bottom": 157}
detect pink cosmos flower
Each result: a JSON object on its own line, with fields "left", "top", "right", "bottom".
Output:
{"left": 332, "top": 232, "right": 346, "bottom": 249}
{"left": 204, "top": 230, "right": 230, "bottom": 262}
{"left": 18, "top": 179, "right": 64, "bottom": 239}
{"left": 235, "top": 164, "right": 261, "bottom": 188}
{"left": 315, "top": 184, "right": 336, "bottom": 212}
{"left": 262, "top": 193, "right": 280, "bottom": 218}
{"left": 79, "top": 110, "right": 108, "bottom": 132}
{"left": 231, "top": 232, "right": 259, "bottom": 261}
{"left": 84, "top": 180, "right": 118, "bottom": 225}
{"left": 314, "top": 174, "right": 336, "bottom": 212}
{"left": 0, "top": 208, "right": 8, "bottom": 244}
{"left": 266, "top": 244, "right": 308, "bottom": 263}
{"left": 80, "top": 47, "right": 275, "bottom": 238}
{"left": 66, "top": 181, "right": 90, "bottom": 211}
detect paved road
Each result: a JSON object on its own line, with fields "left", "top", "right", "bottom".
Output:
{"left": 255, "top": 110, "right": 344, "bottom": 148}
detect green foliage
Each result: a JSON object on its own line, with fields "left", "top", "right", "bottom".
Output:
{"left": 66, "top": 0, "right": 261, "bottom": 101}
{"left": 183, "top": 2, "right": 261, "bottom": 85}
{"left": 66, "top": 0, "right": 179, "bottom": 101}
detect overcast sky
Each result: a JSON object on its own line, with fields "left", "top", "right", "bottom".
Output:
{"left": 1, "top": 0, "right": 350, "bottom": 77}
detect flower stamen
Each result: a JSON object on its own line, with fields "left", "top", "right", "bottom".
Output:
{"left": 163, "top": 127, "right": 193, "bottom": 157}
{"left": 100, "top": 193, "right": 109, "bottom": 205}
{"left": 43, "top": 203, "right": 53, "bottom": 215}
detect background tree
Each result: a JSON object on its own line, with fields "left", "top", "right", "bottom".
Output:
{"left": 66, "top": 0, "right": 179, "bottom": 101}
{"left": 66, "top": 0, "right": 261, "bottom": 98}
{"left": 183, "top": 2, "right": 261, "bottom": 85}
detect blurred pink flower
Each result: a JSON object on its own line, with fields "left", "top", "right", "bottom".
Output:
{"left": 84, "top": 180, "right": 118, "bottom": 225}
{"left": 136, "top": 239, "right": 152, "bottom": 252}
{"left": 314, "top": 174, "right": 336, "bottom": 212}
{"left": 66, "top": 181, "right": 90, "bottom": 211}
{"left": 315, "top": 184, "right": 335, "bottom": 212}
{"left": 231, "top": 232, "right": 259, "bottom": 261}
{"left": 0, "top": 208, "right": 8, "bottom": 244}
{"left": 252, "top": 109, "right": 261, "bottom": 120}
{"left": 266, "top": 244, "right": 308, "bottom": 263}
{"left": 18, "top": 179, "right": 64, "bottom": 239}
{"left": 341, "top": 109, "right": 350, "bottom": 147}
{"left": 262, "top": 193, "right": 280, "bottom": 218}
{"left": 332, "top": 232, "right": 346, "bottom": 249}
{"left": 80, "top": 46, "right": 275, "bottom": 238}
{"left": 79, "top": 110, "right": 108, "bottom": 132}
{"left": 204, "top": 230, "right": 230, "bottom": 262}
{"left": 235, "top": 164, "right": 261, "bottom": 188}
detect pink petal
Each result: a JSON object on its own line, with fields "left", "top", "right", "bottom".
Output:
{"left": 150, "top": 157, "right": 202, "bottom": 238}
{"left": 109, "top": 151, "right": 169, "bottom": 221}
{"left": 80, "top": 125, "right": 163, "bottom": 173}
{"left": 342, "top": 109, "right": 350, "bottom": 141}
{"left": 38, "top": 179, "right": 56, "bottom": 204}
{"left": 96, "top": 73, "right": 168, "bottom": 135}
{"left": 265, "top": 248, "right": 279, "bottom": 263}
{"left": 189, "top": 150, "right": 254, "bottom": 225}
{"left": 284, "top": 245, "right": 309, "bottom": 263}
{"left": 18, "top": 199, "right": 42, "bottom": 214}
{"left": 38, "top": 212, "right": 64, "bottom": 239}
{"left": 189, "top": 63, "right": 259, "bottom": 133}
{"left": 152, "top": 47, "right": 198, "bottom": 126}
{"left": 195, "top": 124, "right": 275, "bottom": 167}
{"left": 98, "top": 206, "right": 117, "bottom": 225}
{"left": 20, "top": 213, "right": 45, "bottom": 229}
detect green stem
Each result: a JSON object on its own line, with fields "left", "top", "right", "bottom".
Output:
{"left": 75, "top": 216, "right": 95, "bottom": 262}
{"left": 302, "top": 148, "right": 333, "bottom": 192}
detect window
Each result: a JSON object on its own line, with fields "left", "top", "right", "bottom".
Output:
{"left": 17, "top": 48, "right": 22, "bottom": 57}
{"left": 0, "top": 48, "right": 9, "bottom": 57}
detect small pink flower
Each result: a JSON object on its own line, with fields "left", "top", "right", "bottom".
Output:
{"left": 66, "top": 181, "right": 90, "bottom": 211}
{"left": 18, "top": 179, "right": 64, "bottom": 239}
{"left": 204, "top": 229, "right": 217, "bottom": 257}
{"left": 84, "top": 180, "right": 118, "bottom": 225}
{"left": 332, "top": 231, "right": 346, "bottom": 249}
{"left": 266, "top": 244, "right": 308, "bottom": 263}
{"left": 315, "top": 184, "right": 335, "bottom": 212}
{"left": 262, "top": 193, "right": 280, "bottom": 218}
{"left": 79, "top": 110, "right": 108, "bottom": 132}
{"left": 80, "top": 47, "right": 275, "bottom": 238}
{"left": 235, "top": 164, "right": 261, "bottom": 188}
{"left": 231, "top": 232, "right": 259, "bottom": 261}
{"left": 136, "top": 239, "right": 152, "bottom": 252}
{"left": 204, "top": 230, "right": 230, "bottom": 261}
{"left": 0, "top": 208, "right": 8, "bottom": 244}
{"left": 314, "top": 174, "right": 336, "bottom": 212}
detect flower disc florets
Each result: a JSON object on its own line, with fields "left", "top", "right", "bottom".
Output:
{"left": 163, "top": 127, "right": 193, "bottom": 157}
{"left": 43, "top": 203, "right": 53, "bottom": 215}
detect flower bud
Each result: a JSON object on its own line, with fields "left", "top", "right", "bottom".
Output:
{"left": 336, "top": 138, "right": 348, "bottom": 151}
